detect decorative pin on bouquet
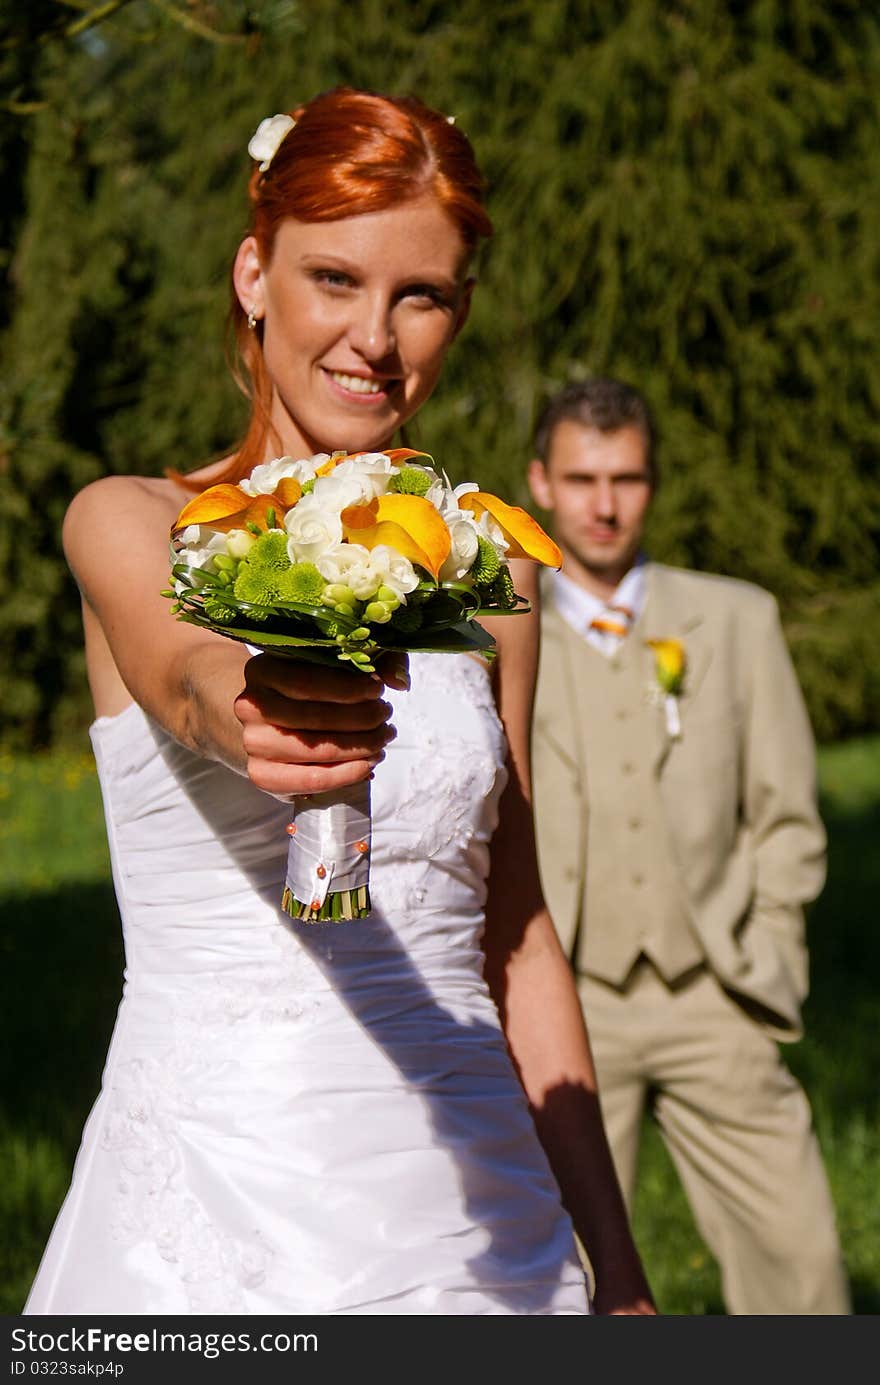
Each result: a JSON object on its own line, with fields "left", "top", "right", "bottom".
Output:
{"left": 165, "top": 449, "right": 561, "bottom": 923}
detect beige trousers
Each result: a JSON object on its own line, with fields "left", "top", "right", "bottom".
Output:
{"left": 579, "top": 962, "right": 851, "bottom": 1315}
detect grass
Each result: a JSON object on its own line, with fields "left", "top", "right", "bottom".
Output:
{"left": 2, "top": 736, "right": 879, "bottom": 1314}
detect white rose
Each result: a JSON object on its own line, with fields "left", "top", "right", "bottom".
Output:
{"left": 315, "top": 542, "right": 371, "bottom": 588}
{"left": 240, "top": 454, "right": 328, "bottom": 496}
{"left": 284, "top": 493, "right": 343, "bottom": 562}
{"left": 310, "top": 472, "right": 372, "bottom": 513}
{"left": 314, "top": 543, "right": 418, "bottom": 601}
{"left": 439, "top": 514, "right": 480, "bottom": 582}
{"left": 247, "top": 114, "right": 296, "bottom": 172}
{"left": 314, "top": 543, "right": 378, "bottom": 599}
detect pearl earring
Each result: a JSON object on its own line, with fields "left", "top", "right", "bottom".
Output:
{"left": 247, "top": 308, "right": 259, "bottom": 330}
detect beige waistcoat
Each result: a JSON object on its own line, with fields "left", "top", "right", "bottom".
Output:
{"left": 532, "top": 563, "right": 827, "bottom": 1041}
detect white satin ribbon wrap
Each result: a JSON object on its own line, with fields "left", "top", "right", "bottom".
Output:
{"left": 285, "top": 780, "right": 372, "bottom": 907}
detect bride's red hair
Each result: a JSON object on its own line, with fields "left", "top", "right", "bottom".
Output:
{"left": 183, "top": 87, "right": 493, "bottom": 489}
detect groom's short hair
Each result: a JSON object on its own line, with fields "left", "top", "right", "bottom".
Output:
{"left": 533, "top": 377, "right": 658, "bottom": 488}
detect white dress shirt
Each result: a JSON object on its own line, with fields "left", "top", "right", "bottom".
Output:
{"left": 551, "top": 556, "right": 648, "bottom": 657}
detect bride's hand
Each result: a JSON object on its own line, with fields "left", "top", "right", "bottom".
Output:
{"left": 233, "top": 652, "right": 408, "bottom": 798}
{"left": 591, "top": 1249, "right": 657, "bottom": 1315}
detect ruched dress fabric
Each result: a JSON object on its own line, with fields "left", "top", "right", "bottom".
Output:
{"left": 26, "top": 654, "right": 590, "bottom": 1316}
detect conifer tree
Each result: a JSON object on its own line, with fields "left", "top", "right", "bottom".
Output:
{"left": 1, "top": 0, "right": 878, "bottom": 743}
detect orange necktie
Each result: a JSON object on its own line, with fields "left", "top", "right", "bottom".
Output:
{"left": 589, "top": 603, "right": 635, "bottom": 639}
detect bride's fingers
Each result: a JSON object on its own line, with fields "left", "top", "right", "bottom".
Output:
{"left": 241, "top": 721, "right": 396, "bottom": 766}
{"left": 244, "top": 654, "right": 391, "bottom": 704}
{"left": 246, "top": 755, "right": 381, "bottom": 798}
{"left": 235, "top": 688, "right": 393, "bottom": 734}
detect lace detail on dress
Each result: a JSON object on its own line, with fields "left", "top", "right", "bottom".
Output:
{"left": 99, "top": 916, "right": 329, "bottom": 1309}
{"left": 102, "top": 1056, "right": 273, "bottom": 1313}
{"left": 392, "top": 655, "right": 506, "bottom": 862}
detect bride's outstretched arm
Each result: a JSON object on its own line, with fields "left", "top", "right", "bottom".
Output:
{"left": 64, "top": 474, "right": 402, "bottom": 795}
{"left": 481, "top": 563, "right": 656, "bottom": 1316}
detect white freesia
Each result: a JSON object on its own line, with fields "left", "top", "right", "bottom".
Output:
{"left": 424, "top": 475, "right": 448, "bottom": 510}
{"left": 450, "top": 482, "right": 509, "bottom": 554}
{"left": 284, "top": 493, "right": 343, "bottom": 562}
{"left": 315, "top": 542, "right": 418, "bottom": 601}
{"left": 365, "top": 544, "right": 420, "bottom": 600}
{"left": 172, "top": 526, "right": 230, "bottom": 593}
{"left": 240, "top": 454, "right": 328, "bottom": 496}
{"left": 226, "top": 528, "right": 256, "bottom": 559}
{"left": 247, "top": 114, "right": 296, "bottom": 172}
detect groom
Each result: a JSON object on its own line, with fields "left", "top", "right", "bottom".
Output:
{"left": 528, "top": 377, "right": 850, "bottom": 1314}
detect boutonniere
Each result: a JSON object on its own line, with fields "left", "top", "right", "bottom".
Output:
{"left": 646, "top": 638, "right": 686, "bottom": 739}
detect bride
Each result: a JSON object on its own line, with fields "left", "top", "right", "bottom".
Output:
{"left": 25, "top": 87, "right": 654, "bottom": 1316}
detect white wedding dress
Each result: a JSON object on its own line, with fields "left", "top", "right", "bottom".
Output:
{"left": 25, "top": 653, "right": 590, "bottom": 1315}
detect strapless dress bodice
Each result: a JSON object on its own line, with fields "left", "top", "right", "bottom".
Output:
{"left": 25, "top": 653, "right": 589, "bottom": 1316}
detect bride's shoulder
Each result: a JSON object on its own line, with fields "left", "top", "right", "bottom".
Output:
{"left": 63, "top": 456, "right": 231, "bottom": 543}
{"left": 63, "top": 474, "right": 177, "bottom": 550}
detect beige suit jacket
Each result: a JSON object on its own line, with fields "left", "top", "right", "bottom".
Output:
{"left": 532, "top": 562, "right": 826, "bottom": 1041}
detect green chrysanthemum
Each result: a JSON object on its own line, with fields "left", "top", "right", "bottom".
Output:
{"left": 470, "top": 535, "right": 502, "bottom": 587}
{"left": 388, "top": 466, "right": 432, "bottom": 497}
{"left": 243, "top": 530, "right": 291, "bottom": 573}
{"left": 275, "top": 562, "right": 326, "bottom": 605}
{"left": 233, "top": 568, "right": 280, "bottom": 606}
{"left": 488, "top": 567, "right": 516, "bottom": 609}
{"left": 300, "top": 478, "right": 316, "bottom": 494}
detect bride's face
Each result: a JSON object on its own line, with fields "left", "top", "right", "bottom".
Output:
{"left": 234, "top": 195, "right": 474, "bottom": 459}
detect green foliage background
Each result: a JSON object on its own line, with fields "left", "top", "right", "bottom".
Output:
{"left": 2, "top": 0, "right": 879, "bottom": 744}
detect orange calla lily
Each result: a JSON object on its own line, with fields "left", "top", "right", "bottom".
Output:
{"left": 457, "top": 492, "right": 562, "bottom": 567}
{"left": 171, "top": 479, "right": 302, "bottom": 537}
{"left": 341, "top": 494, "right": 451, "bottom": 581}
{"left": 315, "top": 451, "right": 349, "bottom": 477}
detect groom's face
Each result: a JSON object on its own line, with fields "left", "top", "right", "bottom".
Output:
{"left": 527, "top": 420, "right": 654, "bottom": 588}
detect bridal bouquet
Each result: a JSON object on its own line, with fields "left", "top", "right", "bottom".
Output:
{"left": 166, "top": 448, "right": 561, "bottom": 923}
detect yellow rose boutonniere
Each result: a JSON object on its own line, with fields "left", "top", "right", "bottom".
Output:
{"left": 646, "top": 638, "right": 686, "bottom": 739}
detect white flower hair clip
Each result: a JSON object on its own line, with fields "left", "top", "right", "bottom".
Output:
{"left": 248, "top": 113, "right": 296, "bottom": 172}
